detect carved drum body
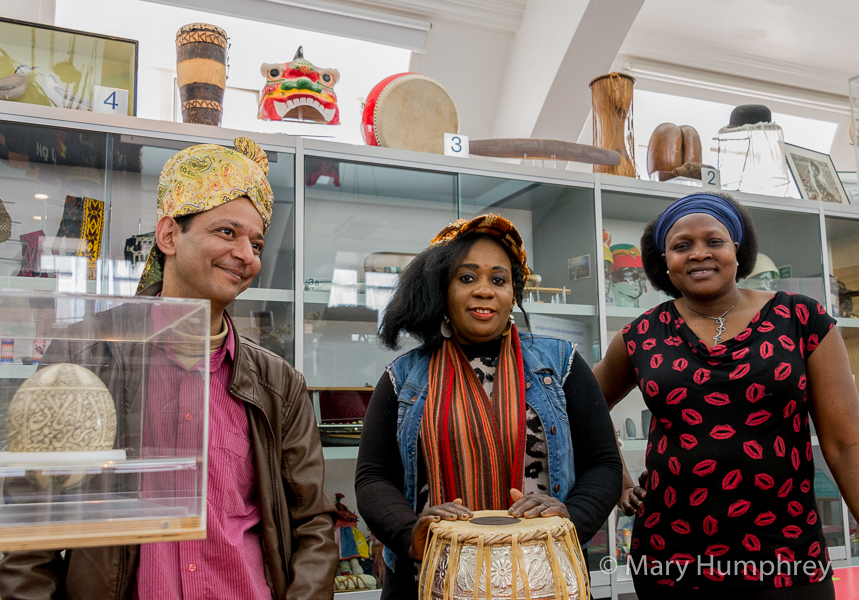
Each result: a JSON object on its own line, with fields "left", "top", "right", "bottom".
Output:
{"left": 419, "top": 510, "right": 589, "bottom": 600}
{"left": 175, "top": 23, "right": 228, "bottom": 126}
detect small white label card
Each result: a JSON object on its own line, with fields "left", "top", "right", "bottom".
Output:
{"left": 444, "top": 133, "right": 469, "bottom": 158}
{"left": 701, "top": 166, "right": 721, "bottom": 189}
{"left": 93, "top": 86, "right": 129, "bottom": 116}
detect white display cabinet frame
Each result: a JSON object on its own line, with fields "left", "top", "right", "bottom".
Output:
{"left": 1, "top": 101, "right": 858, "bottom": 598}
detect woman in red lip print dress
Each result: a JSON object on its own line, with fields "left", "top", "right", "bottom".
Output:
{"left": 594, "top": 193, "right": 859, "bottom": 600}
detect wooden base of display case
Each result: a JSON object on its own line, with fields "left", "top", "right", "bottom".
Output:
{"left": 0, "top": 513, "right": 205, "bottom": 551}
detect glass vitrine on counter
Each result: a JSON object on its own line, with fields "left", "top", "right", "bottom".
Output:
{"left": 0, "top": 290, "right": 210, "bottom": 551}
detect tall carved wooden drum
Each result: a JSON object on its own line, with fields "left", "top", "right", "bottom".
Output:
{"left": 175, "top": 23, "right": 228, "bottom": 126}
{"left": 590, "top": 72, "right": 636, "bottom": 178}
{"left": 418, "top": 511, "right": 590, "bottom": 600}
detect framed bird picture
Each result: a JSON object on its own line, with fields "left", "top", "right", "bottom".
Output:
{"left": 0, "top": 18, "right": 138, "bottom": 116}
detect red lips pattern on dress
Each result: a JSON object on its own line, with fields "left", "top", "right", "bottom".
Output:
{"left": 622, "top": 292, "right": 835, "bottom": 591}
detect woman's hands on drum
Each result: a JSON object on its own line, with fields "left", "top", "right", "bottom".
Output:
{"left": 618, "top": 469, "right": 648, "bottom": 516}
{"left": 508, "top": 489, "right": 570, "bottom": 519}
{"left": 408, "top": 498, "right": 473, "bottom": 560}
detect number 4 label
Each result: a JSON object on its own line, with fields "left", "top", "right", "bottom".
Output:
{"left": 93, "top": 86, "right": 129, "bottom": 115}
{"left": 444, "top": 133, "right": 469, "bottom": 158}
{"left": 701, "top": 166, "right": 721, "bottom": 189}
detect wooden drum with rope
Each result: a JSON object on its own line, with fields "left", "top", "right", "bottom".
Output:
{"left": 418, "top": 510, "right": 590, "bottom": 600}
{"left": 175, "top": 23, "right": 228, "bottom": 126}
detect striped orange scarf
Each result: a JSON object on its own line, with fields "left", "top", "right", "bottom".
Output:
{"left": 421, "top": 326, "right": 526, "bottom": 510}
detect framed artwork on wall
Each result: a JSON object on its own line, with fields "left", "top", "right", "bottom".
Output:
{"left": 0, "top": 17, "right": 138, "bottom": 116}
{"left": 784, "top": 143, "right": 850, "bottom": 204}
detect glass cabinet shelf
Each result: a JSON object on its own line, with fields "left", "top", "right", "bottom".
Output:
{"left": 2, "top": 102, "right": 858, "bottom": 590}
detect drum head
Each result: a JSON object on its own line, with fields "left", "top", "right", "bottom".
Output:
{"left": 432, "top": 510, "right": 567, "bottom": 537}
{"left": 375, "top": 75, "right": 459, "bottom": 155}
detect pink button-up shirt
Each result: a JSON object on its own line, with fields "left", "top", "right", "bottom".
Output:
{"left": 135, "top": 315, "right": 271, "bottom": 600}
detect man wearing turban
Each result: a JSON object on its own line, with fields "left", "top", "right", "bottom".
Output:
{"left": 0, "top": 139, "right": 338, "bottom": 599}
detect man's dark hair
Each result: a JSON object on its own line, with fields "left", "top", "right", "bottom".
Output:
{"left": 379, "top": 233, "right": 530, "bottom": 351}
{"left": 154, "top": 212, "right": 198, "bottom": 270}
{"left": 641, "top": 192, "right": 759, "bottom": 299}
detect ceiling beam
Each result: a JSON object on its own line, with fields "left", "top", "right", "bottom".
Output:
{"left": 492, "top": 0, "right": 644, "bottom": 141}
{"left": 530, "top": 0, "right": 645, "bottom": 141}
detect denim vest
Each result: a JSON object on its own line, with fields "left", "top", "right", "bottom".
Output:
{"left": 383, "top": 333, "right": 577, "bottom": 570}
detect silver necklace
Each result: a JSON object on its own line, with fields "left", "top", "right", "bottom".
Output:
{"left": 685, "top": 293, "right": 741, "bottom": 345}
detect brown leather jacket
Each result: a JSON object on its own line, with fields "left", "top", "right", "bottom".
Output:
{"left": 0, "top": 285, "right": 338, "bottom": 599}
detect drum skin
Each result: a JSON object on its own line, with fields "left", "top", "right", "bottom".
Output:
{"left": 647, "top": 122, "right": 703, "bottom": 176}
{"left": 362, "top": 73, "right": 409, "bottom": 147}
{"left": 361, "top": 73, "right": 459, "bottom": 155}
{"left": 176, "top": 23, "right": 228, "bottom": 126}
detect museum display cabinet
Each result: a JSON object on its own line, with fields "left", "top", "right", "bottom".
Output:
{"left": 1, "top": 101, "right": 858, "bottom": 597}
{"left": 0, "top": 290, "right": 210, "bottom": 551}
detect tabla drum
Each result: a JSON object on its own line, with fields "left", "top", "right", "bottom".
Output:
{"left": 175, "top": 23, "right": 228, "bottom": 126}
{"left": 418, "top": 510, "right": 589, "bottom": 600}
{"left": 362, "top": 73, "right": 459, "bottom": 155}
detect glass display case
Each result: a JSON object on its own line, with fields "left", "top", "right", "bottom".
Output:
{"left": 302, "top": 157, "right": 456, "bottom": 450}
{"left": 2, "top": 102, "right": 857, "bottom": 595}
{"left": 458, "top": 174, "right": 601, "bottom": 364}
{"left": 0, "top": 290, "right": 210, "bottom": 551}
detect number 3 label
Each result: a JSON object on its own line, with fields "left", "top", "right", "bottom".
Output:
{"left": 701, "top": 167, "right": 721, "bottom": 189}
{"left": 93, "top": 86, "right": 129, "bottom": 115}
{"left": 444, "top": 133, "right": 469, "bottom": 158}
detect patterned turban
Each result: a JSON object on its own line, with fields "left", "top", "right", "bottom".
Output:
{"left": 431, "top": 214, "right": 529, "bottom": 280}
{"left": 137, "top": 137, "right": 273, "bottom": 293}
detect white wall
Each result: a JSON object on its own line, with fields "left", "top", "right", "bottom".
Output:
{"left": 0, "top": 0, "right": 55, "bottom": 23}
{"left": 415, "top": 19, "right": 514, "bottom": 140}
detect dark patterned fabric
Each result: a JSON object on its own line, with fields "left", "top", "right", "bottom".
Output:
{"left": 52, "top": 195, "right": 105, "bottom": 279}
{"left": 623, "top": 292, "right": 835, "bottom": 591}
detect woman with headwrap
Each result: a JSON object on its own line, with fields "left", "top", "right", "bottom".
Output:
{"left": 354, "top": 214, "right": 622, "bottom": 598}
{"left": 594, "top": 192, "right": 859, "bottom": 599}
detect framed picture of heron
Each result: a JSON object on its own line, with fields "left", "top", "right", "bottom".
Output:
{"left": 0, "top": 17, "right": 138, "bottom": 116}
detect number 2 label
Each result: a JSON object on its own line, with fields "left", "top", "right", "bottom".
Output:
{"left": 701, "top": 167, "right": 721, "bottom": 189}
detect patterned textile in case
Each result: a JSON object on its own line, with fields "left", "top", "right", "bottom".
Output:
{"left": 52, "top": 195, "right": 105, "bottom": 279}
{"left": 18, "top": 230, "right": 53, "bottom": 278}
{"left": 0, "top": 199, "right": 11, "bottom": 243}
{"left": 124, "top": 232, "right": 155, "bottom": 265}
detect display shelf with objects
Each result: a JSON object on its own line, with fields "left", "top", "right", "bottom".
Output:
{"left": 0, "top": 290, "right": 210, "bottom": 551}
{"left": 1, "top": 101, "right": 858, "bottom": 594}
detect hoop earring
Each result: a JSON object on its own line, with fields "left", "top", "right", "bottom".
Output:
{"left": 502, "top": 314, "right": 515, "bottom": 336}
{"left": 440, "top": 315, "right": 452, "bottom": 339}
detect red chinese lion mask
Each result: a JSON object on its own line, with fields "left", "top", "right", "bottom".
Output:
{"left": 258, "top": 46, "right": 340, "bottom": 125}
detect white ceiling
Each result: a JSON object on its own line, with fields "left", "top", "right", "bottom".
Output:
{"left": 626, "top": 0, "right": 859, "bottom": 78}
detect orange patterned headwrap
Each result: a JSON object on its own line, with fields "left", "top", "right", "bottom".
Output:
{"left": 431, "top": 214, "right": 530, "bottom": 280}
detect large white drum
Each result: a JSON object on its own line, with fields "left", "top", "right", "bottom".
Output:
{"left": 362, "top": 73, "right": 459, "bottom": 155}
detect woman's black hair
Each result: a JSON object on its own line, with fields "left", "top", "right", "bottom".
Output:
{"left": 379, "top": 233, "right": 531, "bottom": 351}
{"left": 641, "top": 192, "right": 758, "bottom": 298}
{"left": 154, "top": 212, "right": 198, "bottom": 270}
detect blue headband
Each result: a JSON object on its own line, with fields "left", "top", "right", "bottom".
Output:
{"left": 653, "top": 194, "right": 744, "bottom": 254}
